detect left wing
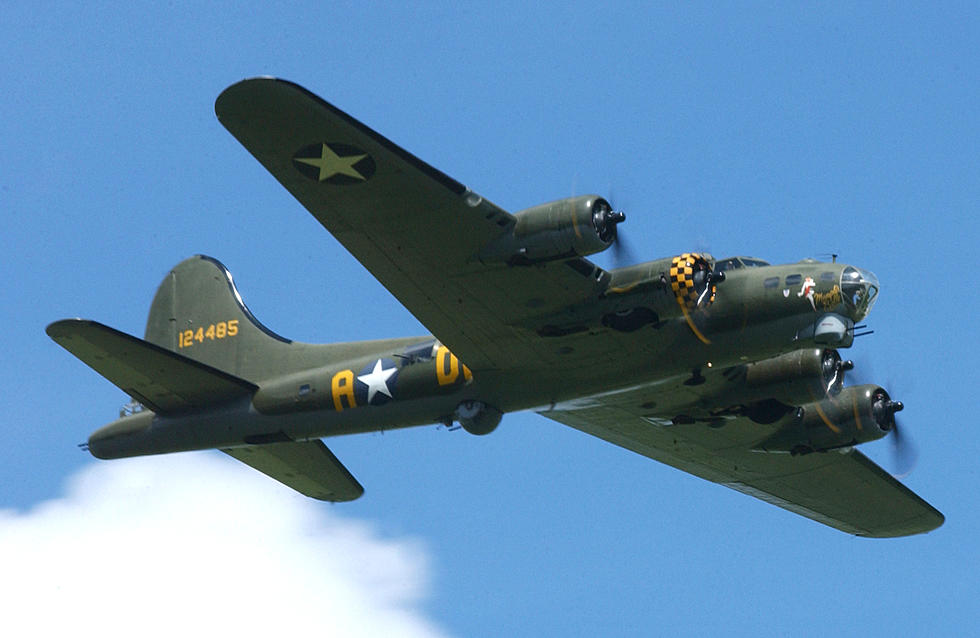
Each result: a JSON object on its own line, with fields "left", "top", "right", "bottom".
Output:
{"left": 542, "top": 404, "right": 944, "bottom": 537}
{"left": 215, "top": 78, "right": 608, "bottom": 371}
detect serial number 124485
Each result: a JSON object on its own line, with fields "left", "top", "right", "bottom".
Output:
{"left": 178, "top": 320, "right": 239, "bottom": 348}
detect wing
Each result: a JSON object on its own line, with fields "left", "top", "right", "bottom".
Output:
{"left": 222, "top": 440, "right": 363, "bottom": 502}
{"left": 215, "top": 78, "right": 607, "bottom": 370}
{"left": 47, "top": 319, "right": 257, "bottom": 415}
{"left": 542, "top": 403, "right": 944, "bottom": 537}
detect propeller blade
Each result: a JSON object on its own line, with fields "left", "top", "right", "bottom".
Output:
{"left": 889, "top": 417, "right": 919, "bottom": 479}
{"left": 612, "top": 229, "right": 638, "bottom": 268}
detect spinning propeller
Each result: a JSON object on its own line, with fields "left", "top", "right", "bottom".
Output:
{"left": 591, "top": 198, "right": 634, "bottom": 269}
{"left": 611, "top": 226, "right": 638, "bottom": 269}
{"left": 871, "top": 386, "right": 919, "bottom": 478}
{"left": 824, "top": 360, "right": 920, "bottom": 478}
{"left": 668, "top": 253, "right": 725, "bottom": 344}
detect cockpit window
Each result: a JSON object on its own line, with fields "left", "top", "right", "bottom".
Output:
{"left": 714, "top": 258, "right": 739, "bottom": 272}
{"left": 715, "top": 257, "right": 771, "bottom": 272}
{"left": 841, "top": 266, "right": 879, "bottom": 320}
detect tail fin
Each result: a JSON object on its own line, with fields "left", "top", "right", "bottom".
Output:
{"left": 145, "top": 255, "right": 291, "bottom": 380}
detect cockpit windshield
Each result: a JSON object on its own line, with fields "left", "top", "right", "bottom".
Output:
{"left": 841, "top": 266, "right": 879, "bottom": 320}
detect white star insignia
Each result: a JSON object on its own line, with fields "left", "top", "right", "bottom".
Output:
{"left": 357, "top": 359, "right": 397, "bottom": 403}
{"left": 294, "top": 143, "right": 368, "bottom": 181}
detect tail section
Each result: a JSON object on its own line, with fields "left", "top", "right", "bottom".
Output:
{"left": 145, "top": 255, "right": 292, "bottom": 380}
{"left": 50, "top": 254, "right": 423, "bottom": 502}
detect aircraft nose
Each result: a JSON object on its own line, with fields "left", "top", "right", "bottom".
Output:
{"left": 840, "top": 266, "right": 880, "bottom": 321}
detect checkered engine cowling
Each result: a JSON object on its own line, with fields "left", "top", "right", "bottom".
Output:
{"left": 669, "top": 253, "right": 715, "bottom": 309}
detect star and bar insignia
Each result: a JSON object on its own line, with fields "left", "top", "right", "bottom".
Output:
{"left": 292, "top": 142, "right": 376, "bottom": 184}
{"left": 356, "top": 358, "right": 398, "bottom": 406}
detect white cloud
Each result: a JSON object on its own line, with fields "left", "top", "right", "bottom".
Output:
{"left": 0, "top": 453, "right": 451, "bottom": 638}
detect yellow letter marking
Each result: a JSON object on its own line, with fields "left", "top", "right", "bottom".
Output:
{"left": 331, "top": 369, "right": 357, "bottom": 411}
{"left": 436, "top": 346, "right": 473, "bottom": 386}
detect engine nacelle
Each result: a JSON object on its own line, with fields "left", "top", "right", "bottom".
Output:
{"left": 756, "top": 385, "right": 900, "bottom": 454}
{"left": 744, "top": 348, "right": 850, "bottom": 401}
{"left": 727, "top": 350, "right": 851, "bottom": 424}
{"left": 454, "top": 400, "right": 502, "bottom": 435}
{"left": 478, "top": 195, "right": 623, "bottom": 265}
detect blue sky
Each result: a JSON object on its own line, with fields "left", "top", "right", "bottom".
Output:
{"left": 2, "top": 3, "right": 978, "bottom": 635}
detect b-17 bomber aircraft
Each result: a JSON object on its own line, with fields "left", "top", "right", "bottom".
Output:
{"left": 48, "top": 78, "right": 943, "bottom": 538}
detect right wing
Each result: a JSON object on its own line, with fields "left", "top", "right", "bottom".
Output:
{"left": 216, "top": 78, "right": 609, "bottom": 371}
{"left": 543, "top": 403, "right": 944, "bottom": 537}
{"left": 222, "top": 440, "right": 364, "bottom": 502}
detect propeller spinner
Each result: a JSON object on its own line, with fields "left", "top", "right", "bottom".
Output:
{"left": 592, "top": 199, "right": 625, "bottom": 243}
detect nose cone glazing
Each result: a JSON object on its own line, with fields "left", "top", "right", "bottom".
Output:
{"left": 841, "top": 266, "right": 879, "bottom": 321}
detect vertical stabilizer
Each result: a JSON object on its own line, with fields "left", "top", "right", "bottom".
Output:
{"left": 145, "top": 255, "right": 292, "bottom": 380}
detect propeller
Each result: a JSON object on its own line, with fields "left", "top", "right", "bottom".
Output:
{"left": 611, "top": 224, "right": 638, "bottom": 268}
{"left": 594, "top": 186, "right": 637, "bottom": 269}
{"left": 871, "top": 387, "right": 919, "bottom": 478}
{"left": 815, "top": 358, "right": 919, "bottom": 478}
{"left": 695, "top": 270, "right": 726, "bottom": 307}
{"left": 661, "top": 253, "right": 727, "bottom": 344}
{"left": 888, "top": 416, "right": 919, "bottom": 479}
{"left": 849, "top": 359, "right": 920, "bottom": 477}
{"left": 820, "top": 349, "right": 853, "bottom": 396}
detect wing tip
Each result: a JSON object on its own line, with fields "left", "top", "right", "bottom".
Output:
{"left": 215, "top": 76, "right": 308, "bottom": 119}
{"left": 213, "top": 76, "right": 469, "bottom": 196}
{"left": 312, "top": 485, "right": 365, "bottom": 502}
{"left": 46, "top": 318, "right": 112, "bottom": 345}
{"left": 856, "top": 509, "right": 945, "bottom": 538}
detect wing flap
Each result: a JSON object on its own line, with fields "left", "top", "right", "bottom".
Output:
{"left": 222, "top": 440, "right": 364, "bottom": 502}
{"left": 47, "top": 319, "right": 257, "bottom": 415}
{"left": 543, "top": 405, "right": 943, "bottom": 537}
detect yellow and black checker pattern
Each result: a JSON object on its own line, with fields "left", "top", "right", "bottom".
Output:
{"left": 669, "top": 253, "right": 714, "bottom": 309}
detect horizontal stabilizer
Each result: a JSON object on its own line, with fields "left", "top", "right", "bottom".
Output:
{"left": 222, "top": 440, "right": 364, "bottom": 501}
{"left": 47, "top": 319, "right": 257, "bottom": 415}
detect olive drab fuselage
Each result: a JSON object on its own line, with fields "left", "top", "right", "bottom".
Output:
{"left": 85, "top": 253, "right": 873, "bottom": 459}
